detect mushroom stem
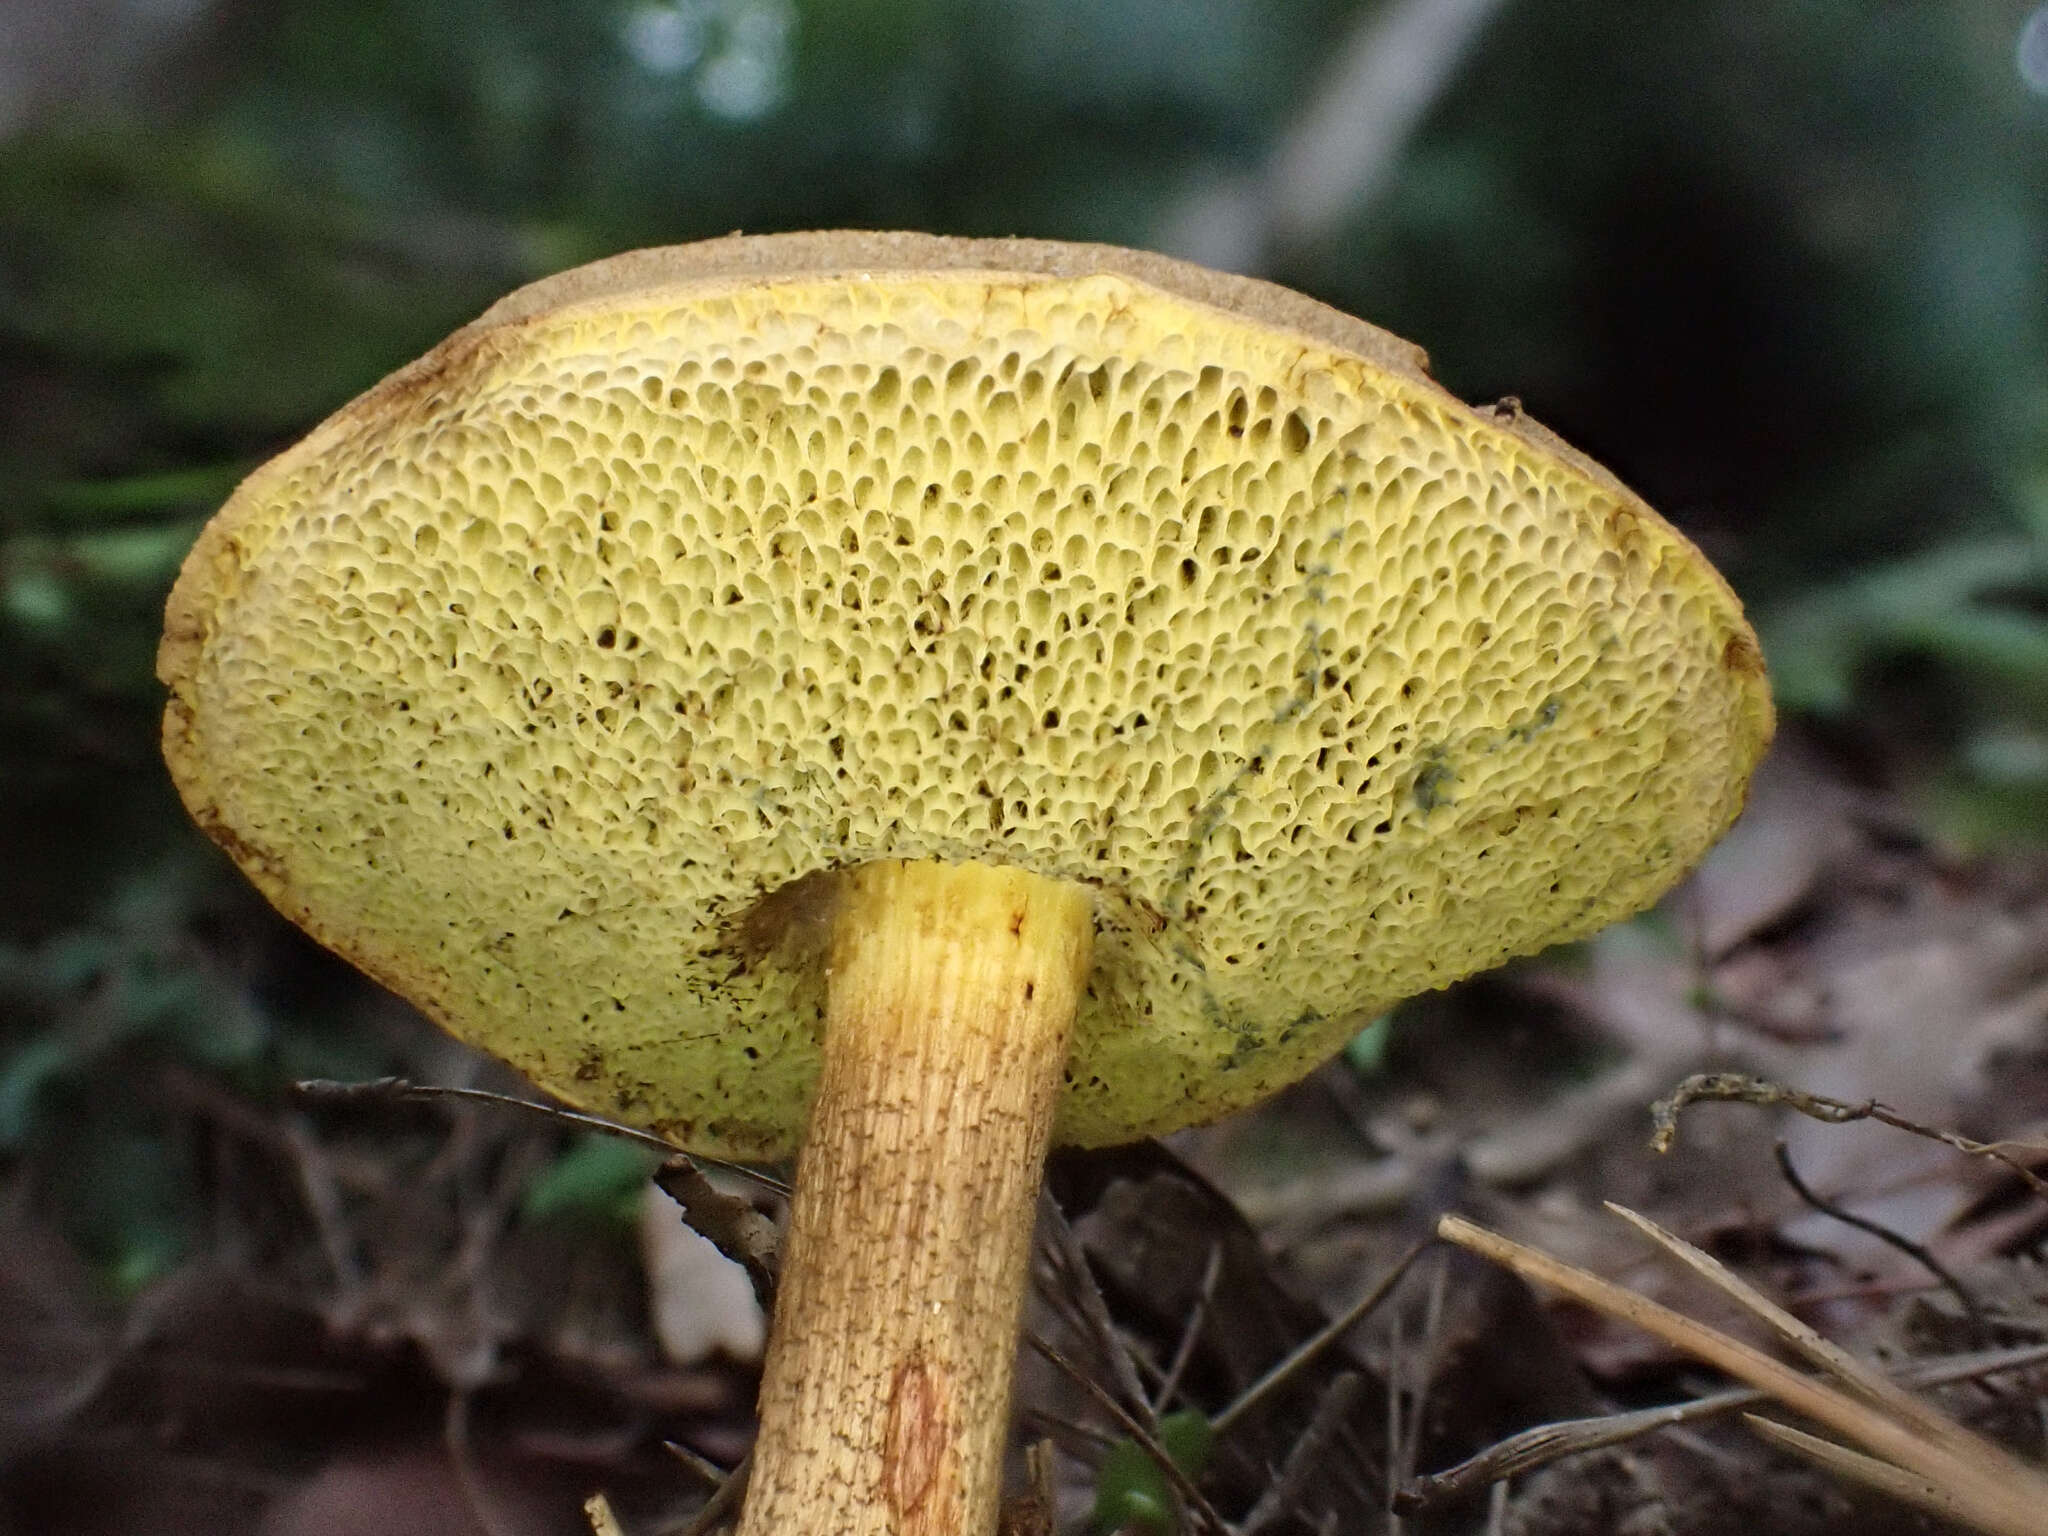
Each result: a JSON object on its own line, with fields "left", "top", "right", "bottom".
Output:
{"left": 739, "top": 859, "right": 1094, "bottom": 1536}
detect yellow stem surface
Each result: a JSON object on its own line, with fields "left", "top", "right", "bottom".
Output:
{"left": 737, "top": 859, "right": 1094, "bottom": 1536}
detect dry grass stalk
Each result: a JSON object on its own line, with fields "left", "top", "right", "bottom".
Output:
{"left": 1438, "top": 1207, "right": 2048, "bottom": 1536}
{"left": 1397, "top": 1340, "right": 2048, "bottom": 1511}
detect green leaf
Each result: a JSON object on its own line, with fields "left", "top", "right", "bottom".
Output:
{"left": 520, "top": 1132, "right": 662, "bottom": 1228}
{"left": 1761, "top": 536, "right": 2048, "bottom": 713}
{"left": 1343, "top": 1014, "right": 1393, "bottom": 1076}
{"left": 1156, "top": 1409, "right": 1213, "bottom": 1477}
{"left": 1090, "top": 1409, "right": 1213, "bottom": 1534}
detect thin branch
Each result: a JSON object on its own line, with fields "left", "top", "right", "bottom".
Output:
{"left": 1384, "top": 1310, "right": 1406, "bottom": 1536}
{"left": 661, "top": 1448, "right": 750, "bottom": 1536}
{"left": 1439, "top": 1210, "right": 2048, "bottom": 1536}
{"left": 1396, "top": 1341, "right": 2048, "bottom": 1513}
{"left": 1602, "top": 1203, "right": 1968, "bottom": 1447}
{"left": 445, "top": 1388, "right": 519, "bottom": 1536}
{"left": 1015, "top": 1405, "right": 1118, "bottom": 1458}
{"left": 998, "top": 1440, "right": 1058, "bottom": 1536}
{"left": 1650, "top": 1072, "right": 2048, "bottom": 1200}
{"left": 1239, "top": 1371, "right": 1364, "bottom": 1536}
{"left": 1026, "top": 1333, "right": 1233, "bottom": 1536}
{"left": 1270, "top": 0, "right": 1513, "bottom": 239}
{"left": 280, "top": 1112, "right": 367, "bottom": 1297}
{"left": 1212, "top": 1237, "right": 1429, "bottom": 1439}
{"left": 651, "top": 1156, "right": 779, "bottom": 1308}
{"left": 293, "top": 1076, "right": 790, "bottom": 1195}
{"left": 1153, "top": 1242, "right": 1224, "bottom": 1415}
{"left": 661, "top": 1440, "right": 730, "bottom": 1491}
{"left": 1773, "top": 1139, "right": 1984, "bottom": 1328}
{"left": 1035, "top": 1190, "right": 1153, "bottom": 1421}
{"left": 1745, "top": 1415, "right": 1970, "bottom": 1528}
{"left": 1384, "top": 1252, "right": 1447, "bottom": 1536}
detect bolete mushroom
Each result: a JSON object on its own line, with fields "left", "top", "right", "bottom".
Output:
{"left": 159, "top": 231, "right": 1772, "bottom": 1534}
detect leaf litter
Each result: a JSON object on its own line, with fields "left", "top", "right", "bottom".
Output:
{"left": 14, "top": 729, "right": 2048, "bottom": 1533}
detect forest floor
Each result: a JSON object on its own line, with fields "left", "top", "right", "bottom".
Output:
{"left": 9, "top": 727, "right": 2048, "bottom": 1536}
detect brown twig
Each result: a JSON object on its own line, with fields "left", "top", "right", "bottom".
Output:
{"left": 661, "top": 1440, "right": 730, "bottom": 1491}
{"left": 1772, "top": 1139, "right": 1985, "bottom": 1328}
{"left": 1599, "top": 1202, "right": 1973, "bottom": 1447}
{"left": 280, "top": 1112, "right": 367, "bottom": 1298}
{"left": 1396, "top": 1340, "right": 2048, "bottom": 1513}
{"left": 1438, "top": 1208, "right": 2048, "bottom": 1536}
{"left": 1026, "top": 1333, "right": 1233, "bottom": 1536}
{"left": 1650, "top": 1072, "right": 2048, "bottom": 1200}
{"left": 1211, "top": 1237, "right": 1429, "bottom": 1439}
{"left": 1744, "top": 1414, "right": 1973, "bottom": 1526}
{"left": 1152, "top": 1241, "right": 1224, "bottom": 1415}
{"left": 651, "top": 1156, "right": 779, "bottom": 1308}
{"left": 1015, "top": 1405, "right": 1118, "bottom": 1457}
{"left": 293, "top": 1076, "right": 789, "bottom": 1195}
{"left": 662, "top": 1448, "right": 750, "bottom": 1536}
{"left": 997, "top": 1440, "right": 1058, "bottom": 1536}
{"left": 1384, "top": 1250, "right": 1447, "bottom": 1536}
{"left": 1036, "top": 1191, "right": 1154, "bottom": 1420}
{"left": 445, "top": 1388, "right": 519, "bottom": 1536}
{"left": 1239, "top": 1371, "right": 1364, "bottom": 1536}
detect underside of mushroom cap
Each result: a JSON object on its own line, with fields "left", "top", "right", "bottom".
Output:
{"left": 159, "top": 232, "right": 1773, "bottom": 1159}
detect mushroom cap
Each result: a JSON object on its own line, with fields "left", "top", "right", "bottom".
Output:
{"left": 159, "top": 231, "right": 1773, "bottom": 1158}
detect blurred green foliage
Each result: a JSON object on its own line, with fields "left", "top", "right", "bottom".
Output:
{"left": 520, "top": 1132, "right": 666, "bottom": 1230}
{"left": 6, "top": 0, "right": 2048, "bottom": 1282}
{"left": 1089, "top": 1407, "right": 1215, "bottom": 1534}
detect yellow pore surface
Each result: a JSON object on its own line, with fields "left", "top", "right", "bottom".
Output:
{"left": 161, "top": 252, "right": 1773, "bottom": 1157}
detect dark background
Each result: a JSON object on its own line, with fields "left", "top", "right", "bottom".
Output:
{"left": 6, "top": 3, "right": 2048, "bottom": 1532}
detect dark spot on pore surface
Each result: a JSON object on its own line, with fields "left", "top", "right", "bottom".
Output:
{"left": 1411, "top": 756, "right": 1456, "bottom": 811}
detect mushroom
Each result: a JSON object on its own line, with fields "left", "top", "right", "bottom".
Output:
{"left": 158, "top": 231, "right": 1773, "bottom": 1534}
